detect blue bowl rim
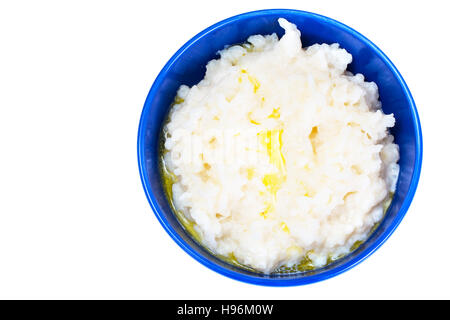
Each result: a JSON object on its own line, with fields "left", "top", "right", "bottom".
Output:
{"left": 137, "top": 8, "right": 423, "bottom": 286}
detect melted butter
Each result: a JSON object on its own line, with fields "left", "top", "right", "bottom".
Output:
{"left": 247, "top": 112, "right": 261, "bottom": 125}
{"left": 227, "top": 252, "right": 255, "bottom": 271}
{"left": 268, "top": 108, "right": 280, "bottom": 119}
{"left": 383, "top": 192, "right": 394, "bottom": 213}
{"left": 174, "top": 96, "right": 184, "bottom": 104}
{"left": 247, "top": 75, "right": 261, "bottom": 93}
{"left": 259, "top": 201, "right": 274, "bottom": 219}
{"left": 257, "top": 129, "right": 286, "bottom": 219}
{"left": 160, "top": 156, "right": 202, "bottom": 243}
{"left": 259, "top": 129, "right": 286, "bottom": 193}
{"left": 280, "top": 222, "right": 290, "bottom": 234}
{"left": 246, "top": 167, "right": 255, "bottom": 180}
{"left": 275, "top": 250, "right": 315, "bottom": 273}
{"left": 240, "top": 69, "right": 261, "bottom": 93}
{"left": 160, "top": 155, "right": 177, "bottom": 200}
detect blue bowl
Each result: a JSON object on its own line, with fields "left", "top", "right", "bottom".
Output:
{"left": 137, "top": 9, "right": 422, "bottom": 286}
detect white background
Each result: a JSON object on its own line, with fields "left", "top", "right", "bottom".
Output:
{"left": 0, "top": 0, "right": 448, "bottom": 299}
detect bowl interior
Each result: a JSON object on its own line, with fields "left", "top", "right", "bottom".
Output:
{"left": 138, "top": 10, "right": 421, "bottom": 285}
